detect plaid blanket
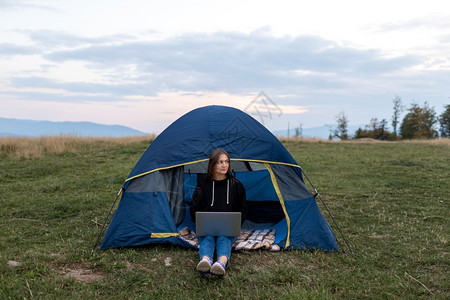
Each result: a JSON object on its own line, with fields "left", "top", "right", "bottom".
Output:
{"left": 178, "top": 227, "right": 280, "bottom": 252}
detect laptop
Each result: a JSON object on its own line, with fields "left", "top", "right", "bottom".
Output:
{"left": 195, "top": 212, "right": 242, "bottom": 237}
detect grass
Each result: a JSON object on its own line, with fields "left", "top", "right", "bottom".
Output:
{"left": 0, "top": 136, "right": 448, "bottom": 299}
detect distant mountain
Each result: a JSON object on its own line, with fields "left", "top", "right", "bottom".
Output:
{"left": 273, "top": 125, "right": 365, "bottom": 139}
{"left": 0, "top": 117, "right": 147, "bottom": 137}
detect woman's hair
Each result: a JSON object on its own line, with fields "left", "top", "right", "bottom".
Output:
{"left": 206, "top": 148, "right": 232, "bottom": 180}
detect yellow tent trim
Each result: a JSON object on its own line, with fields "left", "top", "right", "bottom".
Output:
{"left": 125, "top": 158, "right": 210, "bottom": 183}
{"left": 232, "top": 158, "right": 302, "bottom": 169}
{"left": 150, "top": 233, "right": 179, "bottom": 238}
{"left": 265, "top": 163, "right": 291, "bottom": 248}
{"left": 125, "top": 158, "right": 303, "bottom": 183}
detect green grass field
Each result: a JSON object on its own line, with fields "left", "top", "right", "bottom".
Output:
{"left": 0, "top": 137, "right": 448, "bottom": 299}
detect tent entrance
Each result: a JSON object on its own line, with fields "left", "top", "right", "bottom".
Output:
{"left": 182, "top": 160, "right": 291, "bottom": 234}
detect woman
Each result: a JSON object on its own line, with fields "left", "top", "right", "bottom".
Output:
{"left": 190, "top": 148, "right": 247, "bottom": 277}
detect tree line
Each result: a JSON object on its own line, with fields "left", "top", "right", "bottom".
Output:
{"left": 332, "top": 96, "right": 450, "bottom": 140}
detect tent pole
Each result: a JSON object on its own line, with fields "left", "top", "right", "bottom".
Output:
{"left": 90, "top": 186, "right": 123, "bottom": 255}
{"left": 302, "top": 171, "right": 354, "bottom": 254}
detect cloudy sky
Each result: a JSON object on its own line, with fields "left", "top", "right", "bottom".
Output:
{"left": 1, "top": 0, "right": 449, "bottom": 134}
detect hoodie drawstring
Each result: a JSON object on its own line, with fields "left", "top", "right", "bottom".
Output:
{"left": 211, "top": 181, "right": 215, "bottom": 207}
{"left": 227, "top": 180, "right": 229, "bottom": 204}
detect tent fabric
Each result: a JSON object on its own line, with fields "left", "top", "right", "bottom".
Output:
{"left": 125, "top": 105, "right": 298, "bottom": 183}
{"left": 99, "top": 105, "right": 338, "bottom": 251}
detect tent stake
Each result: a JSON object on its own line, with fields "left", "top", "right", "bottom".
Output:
{"left": 90, "top": 186, "right": 123, "bottom": 255}
{"left": 302, "top": 171, "right": 354, "bottom": 254}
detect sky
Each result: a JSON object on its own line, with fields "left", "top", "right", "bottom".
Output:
{"left": 1, "top": 0, "right": 449, "bottom": 134}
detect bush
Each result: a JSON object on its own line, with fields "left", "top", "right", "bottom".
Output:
{"left": 400, "top": 102, "right": 438, "bottom": 139}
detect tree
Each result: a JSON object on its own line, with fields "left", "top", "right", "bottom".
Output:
{"left": 334, "top": 111, "right": 349, "bottom": 140}
{"left": 377, "top": 119, "right": 389, "bottom": 140}
{"left": 400, "top": 102, "right": 438, "bottom": 139}
{"left": 294, "top": 122, "right": 303, "bottom": 138}
{"left": 391, "top": 95, "right": 404, "bottom": 137}
{"left": 353, "top": 118, "right": 394, "bottom": 140}
{"left": 439, "top": 104, "right": 450, "bottom": 137}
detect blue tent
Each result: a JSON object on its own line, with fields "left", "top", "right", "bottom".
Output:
{"left": 98, "top": 105, "right": 338, "bottom": 251}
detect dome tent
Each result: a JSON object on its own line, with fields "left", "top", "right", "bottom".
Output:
{"left": 95, "top": 105, "right": 338, "bottom": 251}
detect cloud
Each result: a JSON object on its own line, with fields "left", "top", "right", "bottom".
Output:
{"left": 374, "top": 14, "right": 450, "bottom": 32}
{"left": 4, "top": 29, "right": 424, "bottom": 101}
{"left": 43, "top": 31, "right": 420, "bottom": 75}
{"left": 0, "top": 43, "right": 40, "bottom": 56}
{"left": 439, "top": 34, "right": 450, "bottom": 44}
{"left": 8, "top": 76, "right": 153, "bottom": 99}
{"left": 18, "top": 30, "right": 139, "bottom": 48}
{"left": 0, "top": 0, "right": 61, "bottom": 12}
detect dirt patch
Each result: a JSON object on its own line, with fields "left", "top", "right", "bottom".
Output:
{"left": 60, "top": 267, "right": 105, "bottom": 283}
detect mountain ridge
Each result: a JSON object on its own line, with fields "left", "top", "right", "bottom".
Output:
{"left": 0, "top": 117, "right": 147, "bottom": 137}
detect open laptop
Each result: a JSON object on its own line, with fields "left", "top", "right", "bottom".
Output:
{"left": 195, "top": 212, "right": 242, "bottom": 237}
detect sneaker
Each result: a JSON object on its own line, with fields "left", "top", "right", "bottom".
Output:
{"left": 210, "top": 261, "right": 226, "bottom": 277}
{"left": 196, "top": 257, "right": 213, "bottom": 277}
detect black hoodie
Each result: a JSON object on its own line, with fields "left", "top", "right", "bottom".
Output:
{"left": 189, "top": 176, "right": 247, "bottom": 224}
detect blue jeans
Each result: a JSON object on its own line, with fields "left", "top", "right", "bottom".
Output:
{"left": 198, "top": 236, "right": 237, "bottom": 263}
